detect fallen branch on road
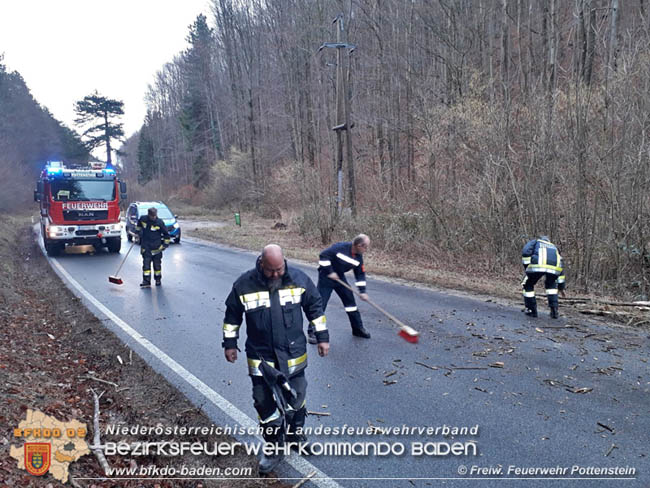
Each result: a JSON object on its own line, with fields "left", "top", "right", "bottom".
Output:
{"left": 90, "top": 389, "right": 110, "bottom": 476}
{"left": 542, "top": 294, "right": 650, "bottom": 307}
{"left": 79, "top": 375, "right": 118, "bottom": 388}
{"left": 414, "top": 361, "right": 438, "bottom": 370}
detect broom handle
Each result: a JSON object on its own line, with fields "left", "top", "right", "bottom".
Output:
{"left": 332, "top": 276, "right": 411, "bottom": 330}
{"left": 113, "top": 241, "right": 135, "bottom": 276}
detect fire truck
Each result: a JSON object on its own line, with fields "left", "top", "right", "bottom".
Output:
{"left": 34, "top": 161, "right": 127, "bottom": 256}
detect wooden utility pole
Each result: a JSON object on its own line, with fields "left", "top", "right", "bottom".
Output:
{"left": 335, "top": 15, "right": 344, "bottom": 215}
{"left": 320, "top": 15, "right": 356, "bottom": 216}
{"left": 344, "top": 34, "right": 356, "bottom": 216}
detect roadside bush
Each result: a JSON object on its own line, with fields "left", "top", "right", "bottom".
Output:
{"left": 202, "top": 149, "right": 256, "bottom": 210}
{"left": 336, "top": 209, "right": 429, "bottom": 252}
{"left": 294, "top": 163, "right": 339, "bottom": 244}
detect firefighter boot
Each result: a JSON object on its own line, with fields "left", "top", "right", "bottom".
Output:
{"left": 352, "top": 326, "right": 371, "bottom": 338}
{"left": 140, "top": 280, "right": 151, "bottom": 288}
{"left": 307, "top": 325, "right": 317, "bottom": 344}
{"left": 155, "top": 279, "right": 161, "bottom": 286}
{"left": 286, "top": 408, "right": 314, "bottom": 455}
{"left": 258, "top": 429, "right": 284, "bottom": 474}
{"left": 349, "top": 310, "right": 371, "bottom": 338}
{"left": 524, "top": 295, "right": 538, "bottom": 317}
{"left": 550, "top": 306, "right": 559, "bottom": 319}
{"left": 258, "top": 449, "right": 284, "bottom": 474}
{"left": 525, "top": 307, "right": 538, "bottom": 318}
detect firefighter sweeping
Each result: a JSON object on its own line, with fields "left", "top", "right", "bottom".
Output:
{"left": 137, "top": 207, "right": 171, "bottom": 287}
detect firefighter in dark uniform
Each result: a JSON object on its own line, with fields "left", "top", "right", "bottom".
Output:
{"left": 308, "top": 234, "right": 371, "bottom": 343}
{"left": 223, "top": 244, "right": 329, "bottom": 474}
{"left": 137, "top": 207, "right": 171, "bottom": 287}
{"left": 521, "top": 236, "right": 566, "bottom": 318}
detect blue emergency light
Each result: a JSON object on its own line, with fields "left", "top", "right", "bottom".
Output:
{"left": 46, "top": 161, "right": 64, "bottom": 175}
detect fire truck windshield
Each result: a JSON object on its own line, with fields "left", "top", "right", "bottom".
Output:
{"left": 50, "top": 180, "right": 116, "bottom": 201}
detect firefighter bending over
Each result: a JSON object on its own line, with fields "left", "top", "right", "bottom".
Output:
{"left": 308, "top": 234, "right": 371, "bottom": 342}
{"left": 222, "top": 244, "right": 329, "bottom": 474}
{"left": 137, "top": 207, "right": 171, "bottom": 287}
{"left": 521, "top": 236, "right": 566, "bottom": 318}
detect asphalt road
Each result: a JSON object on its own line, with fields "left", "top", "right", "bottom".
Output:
{"left": 43, "top": 230, "right": 649, "bottom": 487}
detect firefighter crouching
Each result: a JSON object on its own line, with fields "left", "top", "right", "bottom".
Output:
{"left": 521, "top": 236, "right": 566, "bottom": 318}
{"left": 137, "top": 207, "right": 171, "bottom": 287}
{"left": 222, "top": 244, "right": 329, "bottom": 474}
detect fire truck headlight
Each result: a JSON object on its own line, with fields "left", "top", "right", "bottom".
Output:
{"left": 48, "top": 226, "right": 63, "bottom": 237}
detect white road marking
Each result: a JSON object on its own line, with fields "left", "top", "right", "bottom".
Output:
{"left": 45, "top": 247, "right": 341, "bottom": 488}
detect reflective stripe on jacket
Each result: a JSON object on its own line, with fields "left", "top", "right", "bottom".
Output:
{"left": 522, "top": 238, "right": 566, "bottom": 288}
{"left": 318, "top": 241, "right": 367, "bottom": 293}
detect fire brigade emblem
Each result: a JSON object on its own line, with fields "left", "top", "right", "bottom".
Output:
{"left": 25, "top": 443, "right": 51, "bottom": 476}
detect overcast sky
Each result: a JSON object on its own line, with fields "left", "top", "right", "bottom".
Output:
{"left": 0, "top": 0, "right": 210, "bottom": 142}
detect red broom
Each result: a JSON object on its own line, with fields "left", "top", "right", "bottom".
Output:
{"left": 332, "top": 277, "right": 420, "bottom": 343}
{"left": 108, "top": 241, "right": 135, "bottom": 285}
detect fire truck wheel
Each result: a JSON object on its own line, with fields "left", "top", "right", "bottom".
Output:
{"left": 107, "top": 237, "right": 122, "bottom": 253}
{"left": 45, "top": 241, "right": 63, "bottom": 256}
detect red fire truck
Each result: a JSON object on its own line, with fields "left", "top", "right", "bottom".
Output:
{"left": 34, "top": 161, "right": 127, "bottom": 256}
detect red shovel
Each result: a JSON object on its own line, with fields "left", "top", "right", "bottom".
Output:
{"left": 332, "top": 277, "right": 419, "bottom": 343}
{"left": 108, "top": 241, "right": 135, "bottom": 285}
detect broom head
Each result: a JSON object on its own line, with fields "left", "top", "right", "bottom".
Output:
{"left": 398, "top": 325, "right": 419, "bottom": 343}
{"left": 108, "top": 275, "right": 123, "bottom": 285}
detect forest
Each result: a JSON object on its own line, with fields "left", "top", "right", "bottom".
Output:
{"left": 0, "top": 56, "right": 88, "bottom": 212}
{"left": 121, "top": 0, "right": 650, "bottom": 297}
{"left": 3, "top": 0, "right": 650, "bottom": 297}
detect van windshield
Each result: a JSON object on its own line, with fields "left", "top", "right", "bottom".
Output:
{"left": 51, "top": 180, "right": 115, "bottom": 201}
{"left": 138, "top": 207, "right": 174, "bottom": 219}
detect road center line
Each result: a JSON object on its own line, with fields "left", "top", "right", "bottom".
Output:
{"left": 46, "top": 251, "right": 341, "bottom": 488}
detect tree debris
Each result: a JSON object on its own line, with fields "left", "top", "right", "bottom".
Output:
{"left": 308, "top": 411, "right": 331, "bottom": 416}
{"left": 569, "top": 387, "right": 593, "bottom": 394}
{"left": 78, "top": 375, "right": 119, "bottom": 388}
{"left": 366, "top": 421, "right": 384, "bottom": 434}
{"left": 414, "top": 361, "right": 438, "bottom": 371}
{"left": 605, "top": 444, "right": 617, "bottom": 457}
{"left": 89, "top": 389, "right": 110, "bottom": 476}
{"left": 597, "top": 422, "right": 614, "bottom": 433}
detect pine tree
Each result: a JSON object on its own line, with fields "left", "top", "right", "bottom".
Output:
{"left": 137, "top": 113, "right": 156, "bottom": 184}
{"left": 74, "top": 91, "right": 125, "bottom": 165}
{"left": 181, "top": 14, "right": 221, "bottom": 187}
